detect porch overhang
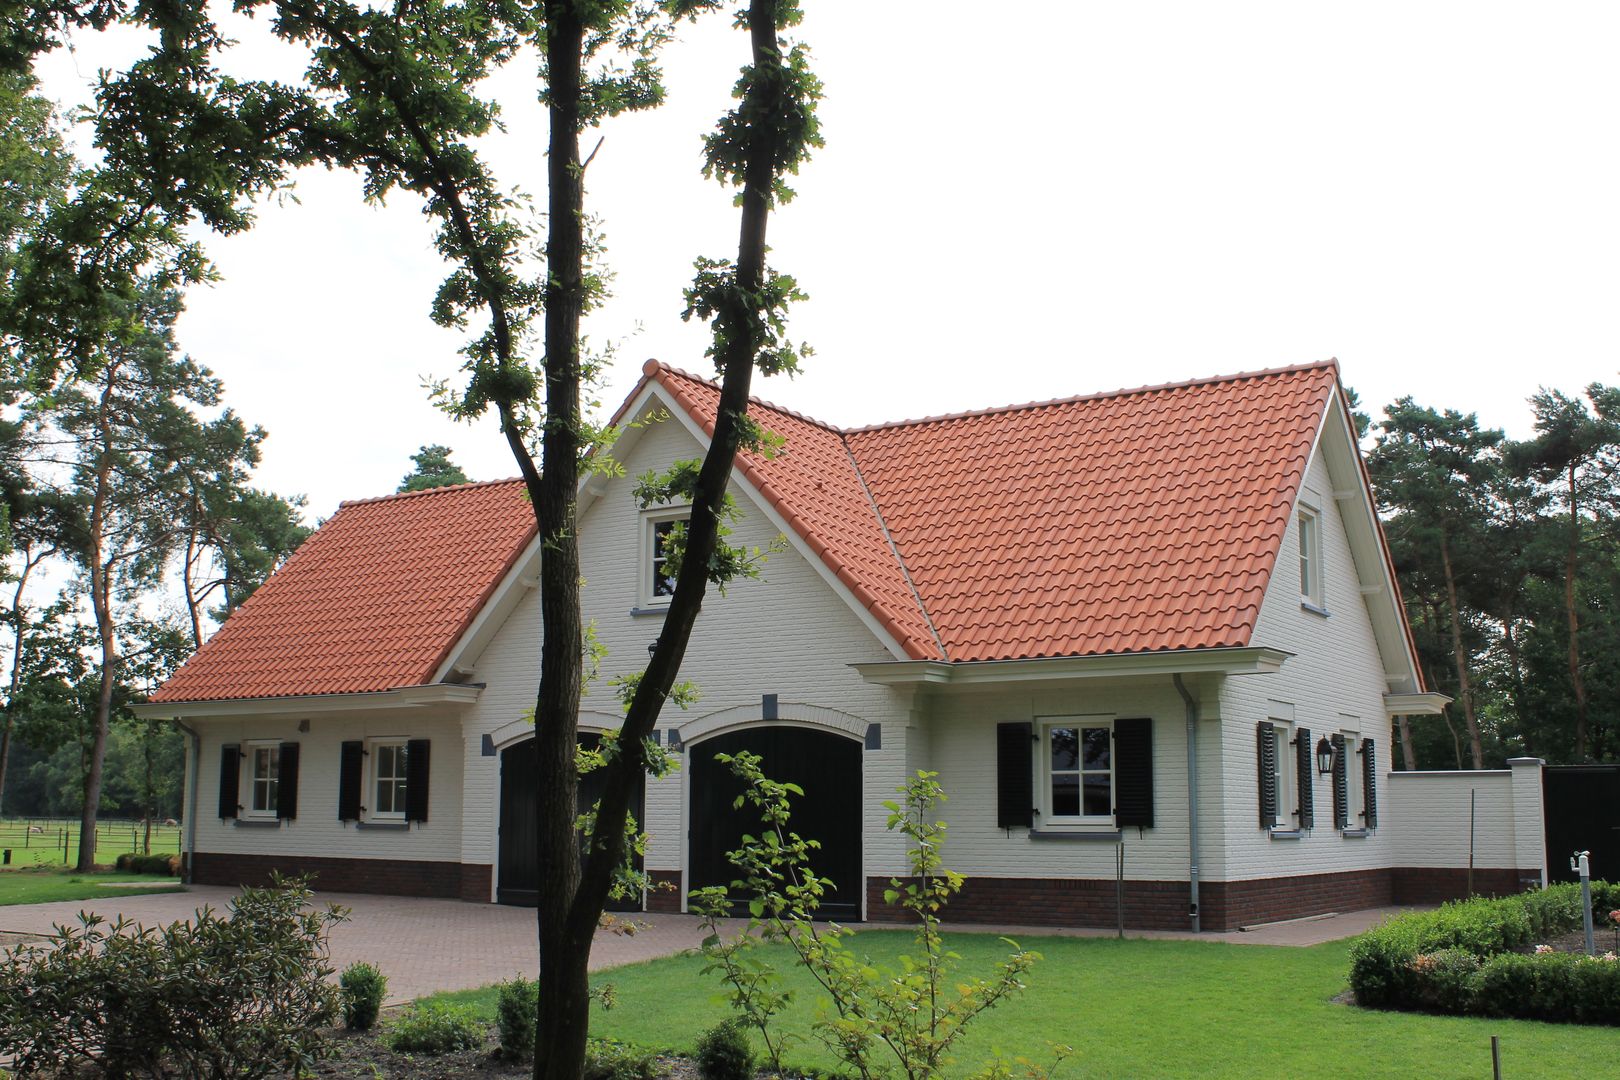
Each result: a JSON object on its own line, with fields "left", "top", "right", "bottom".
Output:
{"left": 131, "top": 682, "right": 484, "bottom": 721}
{"left": 852, "top": 646, "right": 1293, "bottom": 687}
{"left": 1383, "top": 691, "right": 1451, "bottom": 717}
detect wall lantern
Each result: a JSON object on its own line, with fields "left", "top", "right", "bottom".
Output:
{"left": 1315, "top": 736, "right": 1336, "bottom": 776}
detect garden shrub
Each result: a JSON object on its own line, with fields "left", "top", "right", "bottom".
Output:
{"left": 496, "top": 974, "right": 539, "bottom": 1061}
{"left": 383, "top": 1001, "right": 484, "bottom": 1054}
{"left": 584, "top": 1036, "right": 659, "bottom": 1080}
{"left": 695, "top": 1018, "right": 755, "bottom": 1080}
{"left": 0, "top": 875, "right": 343, "bottom": 1077}
{"left": 113, "top": 852, "right": 181, "bottom": 875}
{"left": 339, "top": 962, "right": 388, "bottom": 1031}
{"left": 1349, "top": 881, "right": 1620, "bottom": 1024}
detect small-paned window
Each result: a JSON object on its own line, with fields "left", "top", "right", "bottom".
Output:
{"left": 1040, "top": 718, "right": 1113, "bottom": 824}
{"left": 652, "top": 519, "right": 678, "bottom": 598}
{"left": 1270, "top": 722, "right": 1294, "bottom": 829}
{"left": 1298, "top": 506, "right": 1323, "bottom": 608}
{"left": 640, "top": 509, "right": 689, "bottom": 607}
{"left": 373, "top": 741, "right": 409, "bottom": 819}
{"left": 248, "top": 744, "right": 280, "bottom": 817}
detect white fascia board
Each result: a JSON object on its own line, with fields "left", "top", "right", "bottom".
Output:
{"left": 853, "top": 646, "right": 1293, "bottom": 686}
{"left": 431, "top": 531, "right": 544, "bottom": 683}
{"left": 578, "top": 380, "right": 665, "bottom": 520}
{"left": 1316, "top": 393, "right": 1426, "bottom": 696}
{"left": 131, "top": 683, "right": 483, "bottom": 721}
{"left": 646, "top": 383, "right": 913, "bottom": 661}
{"left": 1383, "top": 691, "right": 1452, "bottom": 716}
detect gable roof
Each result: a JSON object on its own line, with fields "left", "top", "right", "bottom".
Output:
{"left": 646, "top": 359, "right": 1340, "bottom": 663}
{"left": 150, "top": 480, "right": 535, "bottom": 703}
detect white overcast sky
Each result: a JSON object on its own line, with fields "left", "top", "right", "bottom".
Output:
{"left": 33, "top": 1, "right": 1620, "bottom": 522}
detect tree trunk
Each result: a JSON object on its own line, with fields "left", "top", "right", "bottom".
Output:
{"left": 532, "top": 5, "right": 589, "bottom": 1079}
{"left": 79, "top": 559, "right": 118, "bottom": 873}
{"left": 1438, "top": 533, "right": 1484, "bottom": 768}
{"left": 1395, "top": 714, "right": 1417, "bottom": 772}
{"left": 0, "top": 546, "right": 46, "bottom": 816}
{"left": 1564, "top": 463, "right": 1588, "bottom": 760}
{"left": 183, "top": 522, "right": 205, "bottom": 650}
{"left": 1500, "top": 614, "right": 1532, "bottom": 757}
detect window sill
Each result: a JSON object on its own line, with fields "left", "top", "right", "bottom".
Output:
{"left": 628, "top": 606, "right": 669, "bottom": 618}
{"left": 1268, "top": 829, "right": 1304, "bottom": 841}
{"left": 356, "top": 821, "right": 410, "bottom": 831}
{"left": 1299, "top": 601, "right": 1330, "bottom": 618}
{"left": 1341, "top": 828, "right": 1370, "bottom": 839}
{"left": 233, "top": 818, "right": 281, "bottom": 828}
{"left": 1029, "top": 829, "right": 1123, "bottom": 842}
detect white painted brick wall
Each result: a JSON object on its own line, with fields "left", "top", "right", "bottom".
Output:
{"left": 1219, "top": 448, "right": 1396, "bottom": 881}
{"left": 1387, "top": 769, "right": 1526, "bottom": 869}
{"left": 189, "top": 712, "right": 464, "bottom": 863}
{"left": 457, "top": 411, "right": 914, "bottom": 897}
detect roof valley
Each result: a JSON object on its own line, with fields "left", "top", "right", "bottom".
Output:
{"left": 838, "top": 432, "right": 949, "bottom": 661}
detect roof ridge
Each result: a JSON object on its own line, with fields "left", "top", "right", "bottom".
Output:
{"left": 646, "top": 357, "right": 1340, "bottom": 436}
{"left": 645, "top": 360, "right": 845, "bottom": 434}
{"left": 843, "top": 360, "right": 1342, "bottom": 433}
{"left": 338, "top": 476, "right": 528, "bottom": 509}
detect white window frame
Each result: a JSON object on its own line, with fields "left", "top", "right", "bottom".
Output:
{"left": 1269, "top": 721, "right": 1297, "bottom": 830}
{"left": 243, "top": 741, "right": 281, "bottom": 820}
{"left": 369, "top": 738, "right": 409, "bottom": 821}
{"left": 638, "top": 506, "right": 690, "bottom": 609}
{"left": 1298, "top": 504, "right": 1324, "bottom": 609}
{"left": 1036, "top": 715, "right": 1115, "bottom": 828}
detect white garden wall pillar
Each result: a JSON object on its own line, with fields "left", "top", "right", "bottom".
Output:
{"left": 1507, "top": 757, "right": 1547, "bottom": 888}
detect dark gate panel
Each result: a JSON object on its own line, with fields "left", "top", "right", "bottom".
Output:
{"left": 497, "top": 734, "right": 645, "bottom": 910}
{"left": 1544, "top": 765, "right": 1620, "bottom": 884}
{"left": 689, "top": 725, "right": 863, "bottom": 921}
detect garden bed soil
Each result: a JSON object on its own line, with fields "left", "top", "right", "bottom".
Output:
{"left": 1537, "top": 926, "right": 1620, "bottom": 957}
{"left": 312, "top": 1030, "right": 699, "bottom": 1080}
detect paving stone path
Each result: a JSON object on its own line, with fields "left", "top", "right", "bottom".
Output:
{"left": 0, "top": 887, "right": 1406, "bottom": 1004}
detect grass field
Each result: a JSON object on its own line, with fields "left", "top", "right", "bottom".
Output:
{"left": 0, "top": 819, "right": 182, "bottom": 870}
{"left": 0, "top": 869, "right": 182, "bottom": 906}
{"left": 430, "top": 932, "right": 1615, "bottom": 1079}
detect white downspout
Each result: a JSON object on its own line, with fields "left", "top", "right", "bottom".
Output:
{"left": 174, "top": 719, "right": 200, "bottom": 884}
{"left": 1173, "top": 674, "right": 1201, "bottom": 933}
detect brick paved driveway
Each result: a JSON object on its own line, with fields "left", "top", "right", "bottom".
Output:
{"left": 0, "top": 887, "right": 730, "bottom": 1004}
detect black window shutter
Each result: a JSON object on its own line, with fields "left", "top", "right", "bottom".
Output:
{"left": 996, "top": 722, "right": 1033, "bottom": 829}
{"left": 277, "top": 742, "right": 300, "bottom": 820}
{"left": 405, "top": 739, "right": 431, "bottom": 823}
{"left": 1256, "top": 723, "right": 1277, "bottom": 828}
{"left": 1361, "top": 738, "right": 1378, "bottom": 828}
{"left": 1331, "top": 733, "right": 1349, "bottom": 830}
{"left": 218, "top": 744, "right": 240, "bottom": 819}
{"left": 1114, "top": 718, "right": 1154, "bottom": 828}
{"left": 338, "top": 741, "right": 364, "bottom": 821}
{"left": 1294, "top": 726, "right": 1314, "bottom": 829}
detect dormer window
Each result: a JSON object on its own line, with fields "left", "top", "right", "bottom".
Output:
{"left": 639, "top": 508, "right": 689, "bottom": 608}
{"left": 1298, "top": 505, "right": 1324, "bottom": 611}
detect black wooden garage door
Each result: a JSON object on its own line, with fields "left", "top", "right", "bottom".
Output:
{"left": 1544, "top": 765, "right": 1620, "bottom": 884}
{"left": 689, "top": 725, "right": 863, "bottom": 921}
{"left": 498, "top": 733, "right": 645, "bottom": 910}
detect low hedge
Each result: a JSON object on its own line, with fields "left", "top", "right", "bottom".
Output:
{"left": 113, "top": 853, "right": 182, "bottom": 876}
{"left": 1349, "top": 881, "right": 1620, "bottom": 1024}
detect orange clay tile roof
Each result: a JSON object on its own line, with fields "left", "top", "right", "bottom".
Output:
{"left": 150, "top": 480, "right": 536, "bottom": 703}
{"left": 647, "top": 359, "right": 1341, "bottom": 662}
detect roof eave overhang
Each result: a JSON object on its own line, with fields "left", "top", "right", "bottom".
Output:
{"left": 1383, "top": 691, "right": 1451, "bottom": 717}
{"left": 853, "top": 646, "right": 1294, "bottom": 687}
{"left": 132, "top": 682, "right": 484, "bottom": 721}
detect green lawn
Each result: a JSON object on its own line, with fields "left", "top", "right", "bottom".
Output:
{"left": 430, "top": 932, "right": 1613, "bottom": 1079}
{"left": 0, "top": 819, "right": 182, "bottom": 870}
{"left": 0, "top": 869, "right": 182, "bottom": 907}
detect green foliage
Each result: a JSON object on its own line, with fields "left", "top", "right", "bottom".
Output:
{"left": 112, "top": 852, "right": 180, "bottom": 875}
{"left": 339, "top": 961, "right": 388, "bottom": 1031}
{"left": 694, "top": 758, "right": 1053, "bottom": 1080}
{"left": 0, "top": 875, "right": 343, "bottom": 1076}
{"left": 583, "top": 1036, "right": 661, "bottom": 1080}
{"left": 495, "top": 973, "right": 539, "bottom": 1061}
{"left": 694, "top": 1018, "right": 756, "bottom": 1080}
{"left": 1348, "top": 881, "right": 1620, "bottom": 1024}
{"left": 398, "top": 444, "right": 470, "bottom": 492}
{"left": 383, "top": 1001, "right": 485, "bottom": 1055}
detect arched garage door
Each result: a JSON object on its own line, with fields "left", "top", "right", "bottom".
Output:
{"left": 689, "top": 725, "right": 863, "bottom": 921}
{"left": 498, "top": 733, "right": 644, "bottom": 911}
